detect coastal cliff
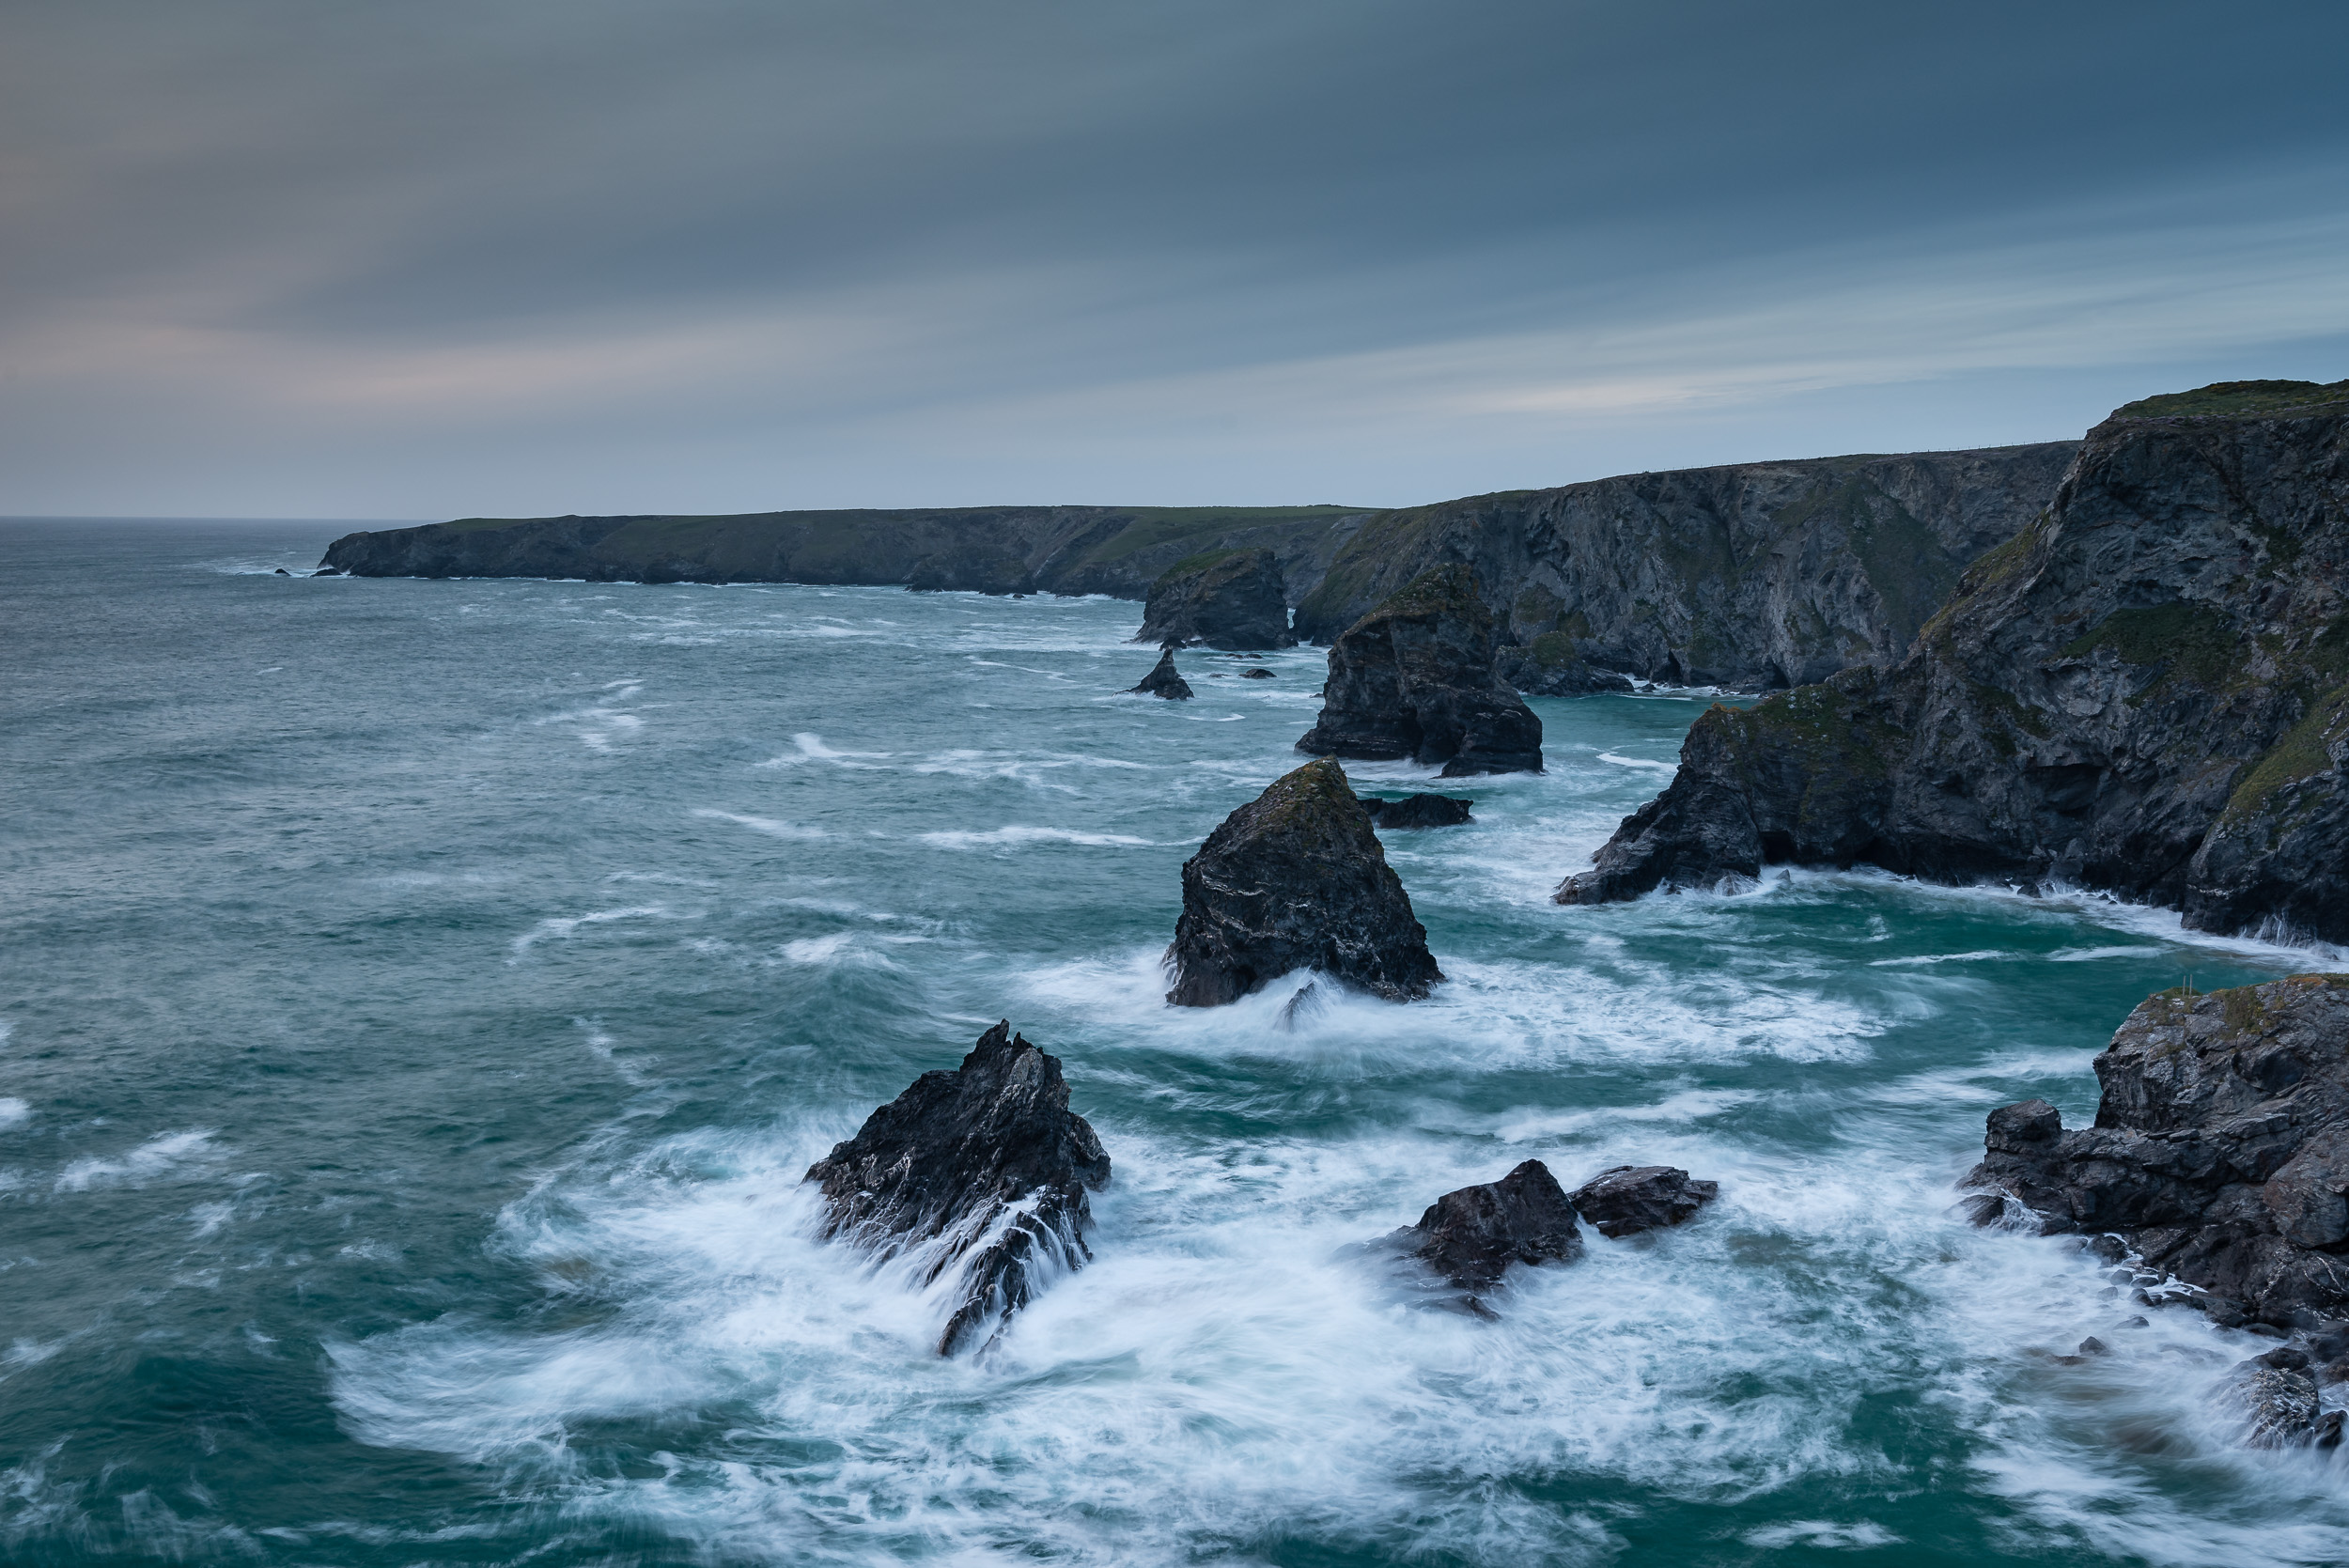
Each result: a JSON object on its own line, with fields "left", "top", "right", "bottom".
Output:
{"left": 319, "top": 505, "right": 1365, "bottom": 601}
{"left": 1556, "top": 380, "right": 2349, "bottom": 944}
{"left": 1292, "top": 442, "right": 2079, "bottom": 689}
{"left": 318, "top": 441, "right": 2076, "bottom": 693}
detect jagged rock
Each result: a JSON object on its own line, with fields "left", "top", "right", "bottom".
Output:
{"left": 1553, "top": 381, "right": 2349, "bottom": 940}
{"left": 1240, "top": 666, "right": 1275, "bottom": 679}
{"left": 1567, "top": 1165, "right": 1720, "bottom": 1237}
{"left": 803, "top": 1021, "right": 1111, "bottom": 1355}
{"left": 2222, "top": 1353, "right": 2340, "bottom": 1448}
{"left": 1130, "top": 647, "right": 1193, "bottom": 700}
{"left": 1965, "top": 974, "right": 2349, "bottom": 1327}
{"left": 1392, "top": 1159, "right": 1584, "bottom": 1292}
{"left": 1359, "top": 793, "right": 1473, "bottom": 829}
{"left": 1135, "top": 548, "right": 1297, "bottom": 649}
{"left": 1165, "top": 757, "right": 1441, "bottom": 1006}
{"left": 1297, "top": 565, "right": 1543, "bottom": 776}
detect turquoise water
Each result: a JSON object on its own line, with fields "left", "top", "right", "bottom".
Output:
{"left": 4, "top": 519, "right": 2346, "bottom": 1566}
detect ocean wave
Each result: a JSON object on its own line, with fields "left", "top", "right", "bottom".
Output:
{"left": 920, "top": 826, "right": 1154, "bottom": 849}
{"left": 689, "top": 808, "right": 828, "bottom": 840}
{"left": 53, "top": 1129, "right": 220, "bottom": 1193}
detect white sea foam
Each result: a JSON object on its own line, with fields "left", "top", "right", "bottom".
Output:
{"left": 757, "top": 732, "right": 893, "bottom": 768}
{"left": 1595, "top": 750, "right": 1679, "bottom": 773}
{"left": 509, "top": 904, "right": 684, "bottom": 956}
{"left": 920, "top": 826, "right": 1153, "bottom": 849}
{"left": 688, "top": 808, "right": 828, "bottom": 840}
{"left": 0, "top": 1097, "right": 28, "bottom": 1131}
{"left": 54, "top": 1129, "right": 219, "bottom": 1193}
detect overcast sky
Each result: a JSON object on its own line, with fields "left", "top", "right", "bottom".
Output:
{"left": 5, "top": 0, "right": 2346, "bottom": 519}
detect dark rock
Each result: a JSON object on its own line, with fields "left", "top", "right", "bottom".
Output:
{"left": 1240, "top": 666, "right": 1275, "bottom": 679}
{"left": 1392, "top": 1159, "right": 1584, "bottom": 1291}
{"left": 1567, "top": 1165, "right": 1720, "bottom": 1238}
{"left": 2321, "top": 1356, "right": 2349, "bottom": 1386}
{"left": 272, "top": 567, "right": 289, "bottom": 575}
{"left": 310, "top": 567, "right": 342, "bottom": 577}
{"left": 2256, "top": 1345, "right": 2311, "bottom": 1370}
{"left": 1165, "top": 756, "right": 1441, "bottom": 1006}
{"left": 1297, "top": 565, "right": 1543, "bottom": 776}
{"left": 1130, "top": 647, "right": 1193, "bottom": 700}
{"left": 2078, "top": 1336, "right": 2109, "bottom": 1356}
{"left": 1497, "top": 640, "right": 1634, "bottom": 695}
{"left": 1551, "top": 383, "right": 2349, "bottom": 942}
{"left": 2223, "top": 1358, "right": 2330, "bottom": 1448}
{"left": 1964, "top": 974, "right": 2349, "bottom": 1326}
{"left": 1359, "top": 794, "right": 1474, "bottom": 830}
{"left": 1292, "top": 443, "right": 2080, "bottom": 690}
{"left": 803, "top": 1021, "right": 1111, "bottom": 1356}
{"left": 1135, "top": 548, "right": 1297, "bottom": 650}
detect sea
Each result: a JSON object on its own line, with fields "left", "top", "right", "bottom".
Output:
{"left": 6, "top": 517, "right": 2348, "bottom": 1567}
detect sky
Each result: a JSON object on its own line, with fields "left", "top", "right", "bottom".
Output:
{"left": 4, "top": 0, "right": 2346, "bottom": 520}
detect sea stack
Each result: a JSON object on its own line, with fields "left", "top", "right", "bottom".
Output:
{"left": 1567, "top": 1165, "right": 1719, "bottom": 1237}
{"left": 1964, "top": 974, "right": 2349, "bottom": 1329}
{"left": 1165, "top": 757, "right": 1441, "bottom": 1006}
{"left": 1135, "top": 548, "right": 1297, "bottom": 650}
{"left": 1130, "top": 646, "right": 1194, "bottom": 699}
{"left": 804, "top": 1021, "right": 1112, "bottom": 1355}
{"left": 1297, "top": 564, "right": 1542, "bottom": 776}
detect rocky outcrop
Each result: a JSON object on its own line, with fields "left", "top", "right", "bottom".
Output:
{"left": 319, "top": 505, "right": 1363, "bottom": 601}
{"left": 804, "top": 1021, "right": 1111, "bottom": 1355}
{"left": 1964, "top": 973, "right": 2349, "bottom": 1328}
{"left": 1567, "top": 1165, "right": 1719, "bottom": 1237}
{"left": 1165, "top": 757, "right": 1441, "bottom": 1006}
{"left": 1297, "top": 566, "right": 1543, "bottom": 776}
{"left": 1360, "top": 793, "right": 1473, "bottom": 829}
{"left": 1554, "top": 382, "right": 2349, "bottom": 941}
{"left": 1130, "top": 647, "right": 1193, "bottom": 699}
{"left": 1135, "top": 548, "right": 1296, "bottom": 649}
{"left": 1392, "top": 1159, "right": 1584, "bottom": 1293}
{"left": 1294, "top": 442, "right": 2079, "bottom": 687}
{"left": 1497, "top": 642, "right": 1634, "bottom": 695}
{"left": 2224, "top": 1348, "right": 2340, "bottom": 1448}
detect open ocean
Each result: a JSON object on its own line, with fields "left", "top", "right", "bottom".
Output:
{"left": 6, "top": 517, "right": 2348, "bottom": 1567}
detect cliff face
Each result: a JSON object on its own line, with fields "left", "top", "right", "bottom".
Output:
{"left": 1557, "top": 381, "right": 2349, "bottom": 943}
{"left": 1134, "top": 548, "right": 1296, "bottom": 648}
{"left": 1293, "top": 442, "right": 2079, "bottom": 688}
{"left": 319, "top": 505, "right": 1365, "bottom": 600}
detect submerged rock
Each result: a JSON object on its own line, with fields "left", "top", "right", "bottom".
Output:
{"left": 1297, "top": 565, "right": 1543, "bottom": 776}
{"left": 803, "top": 1021, "right": 1111, "bottom": 1355}
{"left": 1136, "top": 548, "right": 1297, "bottom": 650}
{"left": 1240, "top": 666, "right": 1275, "bottom": 679}
{"left": 1552, "top": 383, "right": 2349, "bottom": 940}
{"left": 1165, "top": 756, "right": 1441, "bottom": 1006}
{"left": 1130, "top": 646, "right": 1194, "bottom": 700}
{"left": 1359, "top": 793, "right": 1473, "bottom": 829}
{"left": 1392, "top": 1159, "right": 1584, "bottom": 1293}
{"left": 1965, "top": 974, "right": 2349, "bottom": 1327}
{"left": 2222, "top": 1352, "right": 2340, "bottom": 1449}
{"left": 1568, "top": 1165, "right": 1719, "bottom": 1237}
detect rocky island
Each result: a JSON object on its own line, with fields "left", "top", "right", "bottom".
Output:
{"left": 1557, "top": 380, "right": 2349, "bottom": 944}
{"left": 1297, "top": 565, "right": 1543, "bottom": 776}
{"left": 1134, "top": 547, "right": 1296, "bottom": 649}
{"left": 1165, "top": 757, "right": 1441, "bottom": 1006}
{"left": 804, "top": 1021, "right": 1111, "bottom": 1356}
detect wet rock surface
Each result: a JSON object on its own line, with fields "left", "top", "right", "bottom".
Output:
{"left": 1393, "top": 1159, "right": 1584, "bottom": 1293}
{"left": 1165, "top": 757, "right": 1441, "bottom": 1006}
{"left": 1359, "top": 793, "right": 1473, "bottom": 829}
{"left": 804, "top": 1021, "right": 1111, "bottom": 1355}
{"left": 1129, "top": 646, "right": 1193, "bottom": 699}
{"left": 1135, "top": 548, "right": 1297, "bottom": 649}
{"left": 1966, "top": 974, "right": 2349, "bottom": 1327}
{"left": 1297, "top": 565, "right": 1542, "bottom": 776}
{"left": 1568, "top": 1165, "right": 1720, "bottom": 1237}
{"left": 2223, "top": 1351, "right": 2341, "bottom": 1449}
{"left": 1553, "top": 384, "right": 2349, "bottom": 941}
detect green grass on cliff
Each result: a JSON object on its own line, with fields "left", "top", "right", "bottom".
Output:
{"left": 2059, "top": 603, "right": 2239, "bottom": 690}
{"left": 2109, "top": 380, "right": 2349, "bottom": 421}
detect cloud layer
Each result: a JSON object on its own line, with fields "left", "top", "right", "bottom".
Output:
{"left": 4, "top": 0, "right": 2345, "bottom": 517}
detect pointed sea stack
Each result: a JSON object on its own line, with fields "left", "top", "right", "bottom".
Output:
{"left": 1393, "top": 1159, "right": 1584, "bottom": 1292}
{"left": 1135, "top": 548, "right": 1297, "bottom": 650}
{"left": 804, "top": 1021, "right": 1112, "bottom": 1356}
{"left": 1130, "top": 646, "right": 1193, "bottom": 699}
{"left": 1165, "top": 757, "right": 1441, "bottom": 1005}
{"left": 1297, "top": 564, "right": 1542, "bottom": 776}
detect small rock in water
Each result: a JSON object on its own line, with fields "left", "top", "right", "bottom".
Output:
{"left": 272, "top": 567, "right": 290, "bottom": 575}
{"left": 2221, "top": 1357, "right": 2334, "bottom": 1448}
{"left": 1240, "top": 666, "right": 1274, "bottom": 678}
{"left": 1392, "top": 1158, "right": 1583, "bottom": 1293}
{"left": 803, "top": 1021, "right": 1111, "bottom": 1356}
{"left": 2077, "top": 1336, "right": 2108, "bottom": 1357}
{"left": 1567, "top": 1164, "right": 1719, "bottom": 1238}
{"left": 1130, "top": 646, "right": 1193, "bottom": 700}
{"left": 1164, "top": 756, "right": 1441, "bottom": 1006}
{"left": 1358, "top": 793, "right": 1473, "bottom": 829}
{"left": 1276, "top": 979, "right": 1327, "bottom": 1032}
